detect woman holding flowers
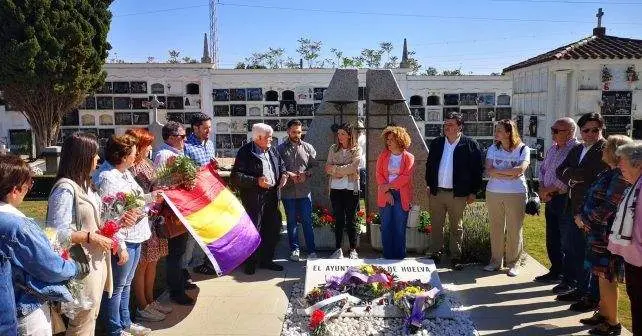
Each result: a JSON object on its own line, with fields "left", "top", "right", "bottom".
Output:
{"left": 92, "top": 134, "right": 152, "bottom": 336}
{"left": 126, "top": 128, "right": 172, "bottom": 322}
{"left": 325, "top": 123, "right": 362, "bottom": 259}
{"left": 0, "top": 154, "right": 79, "bottom": 336}
{"left": 376, "top": 126, "right": 415, "bottom": 259}
{"left": 47, "top": 132, "right": 126, "bottom": 335}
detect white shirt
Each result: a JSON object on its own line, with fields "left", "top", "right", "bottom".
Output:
{"left": 579, "top": 143, "right": 593, "bottom": 163}
{"left": 0, "top": 202, "right": 26, "bottom": 217}
{"left": 437, "top": 136, "right": 460, "bottom": 188}
{"left": 387, "top": 154, "right": 403, "bottom": 182}
{"left": 486, "top": 144, "right": 530, "bottom": 194}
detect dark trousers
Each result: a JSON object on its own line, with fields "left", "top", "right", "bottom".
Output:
{"left": 359, "top": 169, "right": 367, "bottom": 197}
{"left": 545, "top": 194, "right": 568, "bottom": 276}
{"left": 380, "top": 190, "right": 408, "bottom": 259}
{"left": 330, "top": 188, "right": 359, "bottom": 249}
{"left": 245, "top": 189, "right": 282, "bottom": 266}
{"left": 166, "top": 232, "right": 188, "bottom": 297}
{"left": 562, "top": 209, "right": 599, "bottom": 300}
{"left": 625, "top": 262, "right": 642, "bottom": 336}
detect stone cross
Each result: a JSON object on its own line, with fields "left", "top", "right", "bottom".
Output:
{"left": 143, "top": 95, "right": 165, "bottom": 149}
{"left": 596, "top": 8, "right": 604, "bottom": 28}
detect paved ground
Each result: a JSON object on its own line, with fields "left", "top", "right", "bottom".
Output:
{"left": 144, "top": 241, "right": 632, "bottom": 336}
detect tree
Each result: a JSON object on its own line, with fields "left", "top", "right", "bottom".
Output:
{"left": 284, "top": 57, "right": 300, "bottom": 69}
{"left": 168, "top": 49, "right": 180, "bottom": 63}
{"left": 0, "top": 0, "right": 112, "bottom": 153}
{"left": 379, "top": 41, "right": 396, "bottom": 68}
{"left": 385, "top": 56, "right": 399, "bottom": 69}
{"left": 405, "top": 50, "right": 422, "bottom": 75}
{"left": 424, "top": 67, "right": 438, "bottom": 76}
{"left": 330, "top": 48, "right": 343, "bottom": 68}
{"left": 146, "top": 56, "right": 156, "bottom": 63}
{"left": 360, "top": 48, "right": 383, "bottom": 68}
{"left": 442, "top": 68, "right": 464, "bottom": 76}
{"left": 182, "top": 56, "right": 198, "bottom": 64}
{"left": 108, "top": 52, "right": 124, "bottom": 64}
{"left": 296, "top": 38, "right": 322, "bottom": 68}
{"left": 235, "top": 62, "right": 247, "bottom": 69}
{"left": 265, "top": 47, "right": 285, "bottom": 69}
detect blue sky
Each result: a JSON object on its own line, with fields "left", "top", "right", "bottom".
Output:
{"left": 107, "top": 0, "right": 642, "bottom": 74}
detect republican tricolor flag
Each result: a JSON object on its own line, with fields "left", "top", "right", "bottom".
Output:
{"left": 161, "top": 163, "right": 260, "bottom": 276}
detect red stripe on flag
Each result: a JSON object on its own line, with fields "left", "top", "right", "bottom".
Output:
{"left": 163, "top": 163, "right": 226, "bottom": 217}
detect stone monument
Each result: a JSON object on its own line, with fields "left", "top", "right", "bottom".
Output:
{"left": 365, "top": 69, "right": 429, "bottom": 215}
{"left": 305, "top": 69, "right": 360, "bottom": 209}
{"left": 143, "top": 95, "right": 165, "bottom": 149}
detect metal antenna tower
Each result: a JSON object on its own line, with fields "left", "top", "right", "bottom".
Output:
{"left": 209, "top": 0, "right": 219, "bottom": 68}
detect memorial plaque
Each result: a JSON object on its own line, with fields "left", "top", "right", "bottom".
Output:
{"left": 97, "top": 129, "right": 115, "bottom": 149}
{"left": 131, "top": 98, "right": 147, "bottom": 110}
{"left": 313, "top": 87, "right": 327, "bottom": 101}
{"left": 130, "top": 81, "right": 147, "bottom": 94}
{"left": 114, "top": 97, "right": 131, "bottom": 110}
{"left": 8, "top": 129, "right": 33, "bottom": 157}
{"left": 184, "top": 112, "right": 199, "bottom": 124}
{"left": 263, "top": 105, "right": 279, "bottom": 117}
{"left": 62, "top": 109, "right": 80, "bottom": 126}
{"left": 212, "top": 89, "right": 230, "bottom": 102}
{"left": 280, "top": 101, "right": 297, "bottom": 116}
{"left": 96, "top": 82, "right": 113, "bottom": 94}
{"left": 151, "top": 83, "right": 164, "bottom": 94}
{"left": 96, "top": 97, "right": 113, "bottom": 110}
{"left": 426, "top": 109, "right": 441, "bottom": 122}
{"left": 497, "top": 94, "right": 511, "bottom": 106}
{"left": 264, "top": 119, "right": 282, "bottom": 132}
{"left": 166, "top": 96, "right": 184, "bottom": 110}
{"left": 601, "top": 91, "right": 632, "bottom": 115}
{"left": 83, "top": 96, "right": 96, "bottom": 110}
{"left": 297, "top": 104, "right": 315, "bottom": 116}
{"left": 496, "top": 107, "right": 512, "bottom": 120}
{"left": 230, "top": 104, "right": 247, "bottom": 116}
{"left": 443, "top": 94, "right": 459, "bottom": 106}
{"left": 410, "top": 107, "right": 426, "bottom": 121}
{"left": 247, "top": 119, "right": 263, "bottom": 132}
{"left": 461, "top": 108, "right": 478, "bottom": 122}
{"left": 114, "top": 112, "right": 132, "bottom": 125}
{"left": 302, "top": 258, "right": 452, "bottom": 318}
{"left": 478, "top": 108, "right": 495, "bottom": 122}
{"left": 214, "top": 105, "right": 230, "bottom": 117}
{"left": 300, "top": 118, "right": 312, "bottom": 131}
{"left": 148, "top": 96, "right": 166, "bottom": 105}
{"left": 112, "top": 81, "right": 130, "bottom": 94}
{"left": 247, "top": 88, "right": 263, "bottom": 101}
{"left": 81, "top": 114, "right": 96, "bottom": 126}
{"left": 248, "top": 106, "right": 262, "bottom": 116}
{"left": 443, "top": 107, "right": 459, "bottom": 119}
{"left": 459, "top": 93, "right": 478, "bottom": 106}
{"left": 477, "top": 93, "right": 495, "bottom": 106}
{"left": 464, "top": 123, "right": 477, "bottom": 135}
{"left": 58, "top": 128, "right": 79, "bottom": 145}
{"left": 424, "top": 123, "right": 442, "bottom": 138}
{"left": 529, "top": 116, "right": 538, "bottom": 137}
{"left": 230, "top": 88, "right": 246, "bottom": 101}
{"left": 215, "top": 134, "right": 232, "bottom": 149}
{"left": 230, "top": 120, "right": 246, "bottom": 133}
{"left": 231, "top": 134, "right": 247, "bottom": 148}
{"left": 516, "top": 115, "right": 524, "bottom": 135}
{"left": 132, "top": 112, "right": 150, "bottom": 125}
{"left": 99, "top": 114, "right": 113, "bottom": 125}
{"left": 604, "top": 115, "right": 631, "bottom": 136}
{"left": 166, "top": 112, "right": 185, "bottom": 124}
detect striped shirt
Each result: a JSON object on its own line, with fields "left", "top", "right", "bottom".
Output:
{"left": 539, "top": 138, "right": 580, "bottom": 192}
{"left": 184, "top": 133, "right": 215, "bottom": 167}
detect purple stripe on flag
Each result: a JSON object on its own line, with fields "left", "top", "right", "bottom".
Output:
{"left": 205, "top": 212, "right": 261, "bottom": 275}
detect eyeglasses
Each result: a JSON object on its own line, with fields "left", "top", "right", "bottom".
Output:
{"left": 550, "top": 127, "right": 569, "bottom": 134}
{"left": 581, "top": 127, "right": 600, "bottom": 134}
{"left": 172, "top": 134, "right": 187, "bottom": 139}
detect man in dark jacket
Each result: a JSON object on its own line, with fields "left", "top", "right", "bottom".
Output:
{"left": 555, "top": 112, "right": 609, "bottom": 311}
{"left": 232, "top": 123, "right": 288, "bottom": 275}
{"left": 425, "top": 112, "right": 484, "bottom": 270}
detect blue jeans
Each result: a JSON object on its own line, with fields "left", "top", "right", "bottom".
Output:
{"left": 282, "top": 196, "right": 315, "bottom": 254}
{"left": 100, "top": 242, "right": 141, "bottom": 336}
{"left": 379, "top": 190, "right": 408, "bottom": 259}
{"left": 562, "top": 209, "right": 599, "bottom": 300}
{"left": 545, "top": 194, "right": 569, "bottom": 276}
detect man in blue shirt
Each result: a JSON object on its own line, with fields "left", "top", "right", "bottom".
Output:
{"left": 184, "top": 113, "right": 218, "bottom": 275}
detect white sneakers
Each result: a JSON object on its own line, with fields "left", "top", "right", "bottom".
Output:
{"left": 136, "top": 305, "right": 166, "bottom": 322}
{"left": 349, "top": 249, "right": 358, "bottom": 259}
{"left": 483, "top": 264, "right": 499, "bottom": 272}
{"left": 507, "top": 266, "right": 520, "bottom": 277}
{"left": 126, "top": 323, "right": 151, "bottom": 336}
{"left": 308, "top": 252, "right": 318, "bottom": 259}
{"left": 150, "top": 300, "right": 173, "bottom": 314}
{"left": 289, "top": 249, "right": 300, "bottom": 261}
{"left": 330, "top": 248, "right": 343, "bottom": 259}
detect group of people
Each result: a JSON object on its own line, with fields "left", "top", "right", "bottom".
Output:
{"left": 533, "top": 113, "right": 642, "bottom": 336}
{"left": 1, "top": 109, "right": 642, "bottom": 336}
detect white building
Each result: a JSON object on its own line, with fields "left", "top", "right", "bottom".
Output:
{"left": 0, "top": 64, "right": 512, "bottom": 157}
{"left": 503, "top": 22, "right": 642, "bottom": 151}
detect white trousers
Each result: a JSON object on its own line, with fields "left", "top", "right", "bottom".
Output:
{"left": 17, "top": 304, "right": 52, "bottom": 336}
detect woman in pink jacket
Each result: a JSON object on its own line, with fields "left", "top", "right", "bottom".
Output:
{"left": 376, "top": 126, "right": 415, "bottom": 259}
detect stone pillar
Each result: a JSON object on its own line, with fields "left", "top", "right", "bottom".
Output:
{"left": 42, "top": 146, "right": 61, "bottom": 174}
{"left": 365, "top": 69, "right": 429, "bottom": 215}
{"left": 305, "top": 69, "right": 360, "bottom": 209}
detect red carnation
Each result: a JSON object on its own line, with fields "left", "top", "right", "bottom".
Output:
{"left": 309, "top": 309, "right": 325, "bottom": 330}
{"left": 425, "top": 226, "right": 432, "bottom": 234}
{"left": 116, "top": 192, "right": 126, "bottom": 202}
{"left": 101, "top": 220, "right": 121, "bottom": 237}
{"left": 357, "top": 210, "right": 365, "bottom": 217}
{"left": 102, "top": 195, "right": 115, "bottom": 204}
{"left": 60, "top": 249, "right": 70, "bottom": 260}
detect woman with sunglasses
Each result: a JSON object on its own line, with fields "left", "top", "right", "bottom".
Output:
{"left": 484, "top": 119, "right": 530, "bottom": 277}
{"left": 0, "top": 154, "right": 79, "bottom": 336}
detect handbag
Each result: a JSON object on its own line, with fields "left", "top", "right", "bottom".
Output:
{"left": 521, "top": 146, "right": 541, "bottom": 216}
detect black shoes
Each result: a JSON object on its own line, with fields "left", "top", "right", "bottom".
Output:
{"left": 569, "top": 296, "right": 599, "bottom": 312}
{"left": 552, "top": 283, "right": 575, "bottom": 295}
{"left": 171, "top": 293, "right": 195, "bottom": 306}
{"left": 184, "top": 281, "right": 198, "bottom": 290}
{"left": 534, "top": 272, "right": 561, "bottom": 283}
{"left": 589, "top": 322, "right": 622, "bottom": 335}
{"left": 428, "top": 252, "right": 442, "bottom": 265}
{"left": 580, "top": 312, "right": 606, "bottom": 326}
{"left": 244, "top": 262, "right": 256, "bottom": 275}
{"left": 556, "top": 289, "right": 582, "bottom": 302}
{"left": 193, "top": 263, "right": 217, "bottom": 275}
{"left": 259, "top": 262, "right": 284, "bottom": 272}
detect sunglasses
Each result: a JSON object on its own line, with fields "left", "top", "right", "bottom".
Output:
{"left": 550, "top": 127, "right": 569, "bottom": 135}
{"left": 581, "top": 127, "right": 600, "bottom": 134}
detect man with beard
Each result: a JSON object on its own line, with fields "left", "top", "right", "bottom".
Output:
{"left": 277, "top": 120, "right": 318, "bottom": 262}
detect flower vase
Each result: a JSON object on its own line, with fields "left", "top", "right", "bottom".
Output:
{"left": 369, "top": 223, "right": 430, "bottom": 253}
{"left": 298, "top": 225, "right": 359, "bottom": 251}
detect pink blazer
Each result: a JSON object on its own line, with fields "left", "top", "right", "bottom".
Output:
{"left": 375, "top": 149, "right": 415, "bottom": 211}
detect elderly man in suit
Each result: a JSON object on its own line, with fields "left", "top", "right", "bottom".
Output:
{"left": 556, "top": 112, "right": 609, "bottom": 311}
{"left": 231, "top": 123, "right": 288, "bottom": 275}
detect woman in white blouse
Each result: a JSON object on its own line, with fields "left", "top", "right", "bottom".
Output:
{"left": 485, "top": 119, "right": 530, "bottom": 277}
{"left": 92, "top": 134, "right": 153, "bottom": 336}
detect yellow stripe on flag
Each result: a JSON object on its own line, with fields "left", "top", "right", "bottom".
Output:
{"left": 185, "top": 188, "right": 243, "bottom": 244}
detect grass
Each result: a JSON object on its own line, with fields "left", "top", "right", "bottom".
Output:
{"left": 17, "top": 200, "right": 633, "bottom": 331}
{"left": 524, "top": 208, "right": 632, "bottom": 331}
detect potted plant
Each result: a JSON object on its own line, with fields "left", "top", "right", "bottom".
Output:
{"left": 368, "top": 212, "right": 383, "bottom": 251}
{"left": 297, "top": 205, "right": 361, "bottom": 250}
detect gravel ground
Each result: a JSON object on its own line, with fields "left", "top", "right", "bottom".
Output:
{"left": 281, "top": 282, "right": 478, "bottom": 336}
